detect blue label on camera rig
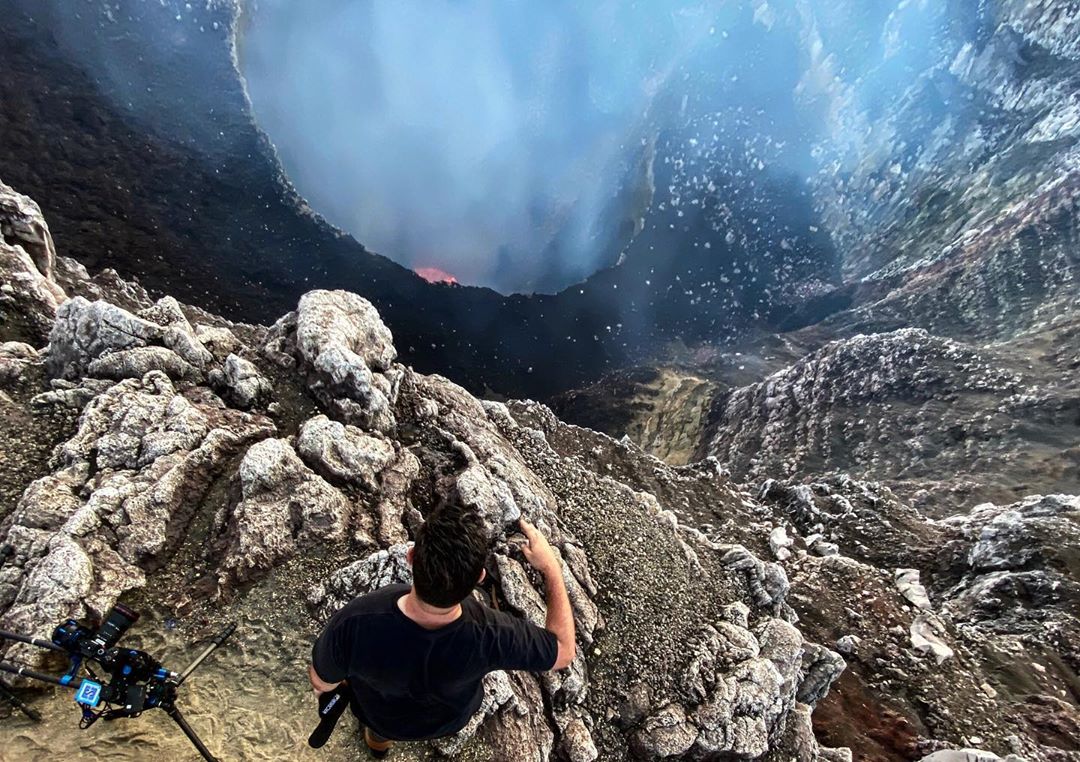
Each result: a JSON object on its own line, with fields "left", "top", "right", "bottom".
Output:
{"left": 74, "top": 679, "right": 103, "bottom": 707}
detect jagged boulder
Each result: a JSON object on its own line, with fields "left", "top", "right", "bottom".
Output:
{"left": 136, "top": 297, "right": 214, "bottom": 368}
{"left": 294, "top": 289, "right": 396, "bottom": 372}
{"left": 46, "top": 296, "right": 219, "bottom": 382}
{"left": 939, "top": 494, "right": 1080, "bottom": 656}
{"left": 263, "top": 290, "right": 400, "bottom": 431}
{"left": 46, "top": 297, "right": 167, "bottom": 378}
{"left": 0, "top": 180, "right": 68, "bottom": 340}
{"left": 215, "top": 438, "right": 369, "bottom": 586}
{"left": 0, "top": 341, "right": 39, "bottom": 383}
{"left": 87, "top": 345, "right": 201, "bottom": 382}
{"left": 306, "top": 543, "right": 411, "bottom": 621}
{"left": 0, "top": 179, "right": 58, "bottom": 280}
{"left": 295, "top": 414, "right": 395, "bottom": 490}
{"left": 955, "top": 494, "right": 1080, "bottom": 573}
{"left": 208, "top": 353, "right": 272, "bottom": 409}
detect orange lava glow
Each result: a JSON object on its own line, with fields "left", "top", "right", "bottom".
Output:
{"left": 414, "top": 266, "right": 459, "bottom": 285}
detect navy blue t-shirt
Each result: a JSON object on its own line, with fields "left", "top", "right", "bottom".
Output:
{"left": 312, "top": 584, "right": 558, "bottom": 741}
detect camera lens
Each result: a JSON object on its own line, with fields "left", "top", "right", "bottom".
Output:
{"left": 95, "top": 603, "right": 140, "bottom": 649}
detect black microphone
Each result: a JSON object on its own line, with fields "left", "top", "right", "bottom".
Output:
{"left": 308, "top": 684, "right": 351, "bottom": 748}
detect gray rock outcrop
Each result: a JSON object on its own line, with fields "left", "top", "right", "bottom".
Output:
{"left": 46, "top": 296, "right": 219, "bottom": 383}
{"left": 295, "top": 414, "right": 395, "bottom": 490}
{"left": 208, "top": 353, "right": 273, "bottom": 409}
{"left": 0, "top": 371, "right": 274, "bottom": 664}
{"left": 0, "top": 180, "right": 68, "bottom": 340}
{"left": 215, "top": 438, "right": 366, "bottom": 586}
{"left": 263, "top": 290, "right": 400, "bottom": 432}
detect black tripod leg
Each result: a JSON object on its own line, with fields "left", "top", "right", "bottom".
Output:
{"left": 0, "top": 682, "right": 42, "bottom": 722}
{"left": 164, "top": 705, "right": 219, "bottom": 762}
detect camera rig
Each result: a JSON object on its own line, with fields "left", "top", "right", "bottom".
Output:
{"left": 0, "top": 603, "right": 235, "bottom": 762}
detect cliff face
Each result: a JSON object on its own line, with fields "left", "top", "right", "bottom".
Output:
{"left": 536, "top": 5, "right": 1080, "bottom": 758}
{"left": 0, "top": 0, "right": 839, "bottom": 401}
{"left": 806, "top": 0, "right": 1080, "bottom": 284}
{"left": 694, "top": 1, "right": 1080, "bottom": 508}
{"left": 551, "top": 368, "right": 717, "bottom": 466}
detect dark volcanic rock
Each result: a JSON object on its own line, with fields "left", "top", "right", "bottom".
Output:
{"left": 0, "top": 0, "right": 855, "bottom": 401}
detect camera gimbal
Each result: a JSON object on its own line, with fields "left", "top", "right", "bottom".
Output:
{"left": 0, "top": 603, "right": 235, "bottom": 762}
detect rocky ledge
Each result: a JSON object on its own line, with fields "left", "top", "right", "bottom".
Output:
{"left": 0, "top": 178, "right": 849, "bottom": 760}
{"left": 1, "top": 177, "right": 1078, "bottom": 761}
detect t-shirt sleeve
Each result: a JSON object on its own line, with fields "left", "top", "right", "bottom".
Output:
{"left": 485, "top": 616, "right": 560, "bottom": 673}
{"left": 311, "top": 611, "right": 352, "bottom": 684}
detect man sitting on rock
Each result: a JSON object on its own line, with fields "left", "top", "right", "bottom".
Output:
{"left": 308, "top": 500, "right": 576, "bottom": 757}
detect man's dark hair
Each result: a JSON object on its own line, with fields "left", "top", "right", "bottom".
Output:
{"left": 412, "top": 500, "right": 490, "bottom": 608}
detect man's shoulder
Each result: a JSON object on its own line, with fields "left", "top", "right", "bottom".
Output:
{"left": 330, "top": 583, "right": 408, "bottom": 624}
{"left": 461, "top": 596, "right": 533, "bottom": 631}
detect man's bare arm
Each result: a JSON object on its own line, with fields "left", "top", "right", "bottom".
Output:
{"left": 308, "top": 663, "right": 342, "bottom": 695}
{"left": 520, "top": 519, "right": 576, "bottom": 670}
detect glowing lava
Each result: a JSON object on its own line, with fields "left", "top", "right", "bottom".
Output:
{"left": 414, "top": 267, "right": 459, "bottom": 285}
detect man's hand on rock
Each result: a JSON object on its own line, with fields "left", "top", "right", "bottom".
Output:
{"left": 519, "top": 519, "right": 560, "bottom": 578}
{"left": 518, "top": 519, "right": 576, "bottom": 669}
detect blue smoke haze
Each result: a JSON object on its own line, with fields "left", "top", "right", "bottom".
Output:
{"left": 236, "top": 0, "right": 971, "bottom": 294}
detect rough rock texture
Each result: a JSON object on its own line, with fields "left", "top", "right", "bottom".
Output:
{"left": 214, "top": 438, "right": 364, "bottom": 586}
{"left": 0, "top": 371, "right": 274, "bottom": 665}
{"left": 47, "top": 296, "right": 217, "bottom": 383}
{"left": 708, "top": 329, "right": 1022, "bottom": 482}
{"left": 756, "top": 477, "right": 1080, "bottom": 761}
{"left": 705, "top": 327, "right": 1079, "bottom": 514}
{"left": 0, "top": 3, "right": 1076, "bottom": 759}
{"left": 553, "top": 367, "right": 717, "bottom": 465}
{"left": 264, "top": 290, "right": 400, "bottom": 432}
{"left": 2, "top": 176, "right": 1076, "bottom": 760}
{"left": 0, "top": 340, "right": 38, "bottom": 383}
{"left": 0, "top": 178, "right": 57, "bottom": 281}
{"left": 208, "top": 353, "right": 273, "bottom": 409}
{"left": 0, "top": 179, "right": 68, "bottom": 341}
{"left": 306, "top": 543, "right": 412, "bottom": 622}
{"left": 941, "top": 494, "right": 1080, "bottom": 667}
{"left": 295, "top": 414, "right": 395, "bottom": 491}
